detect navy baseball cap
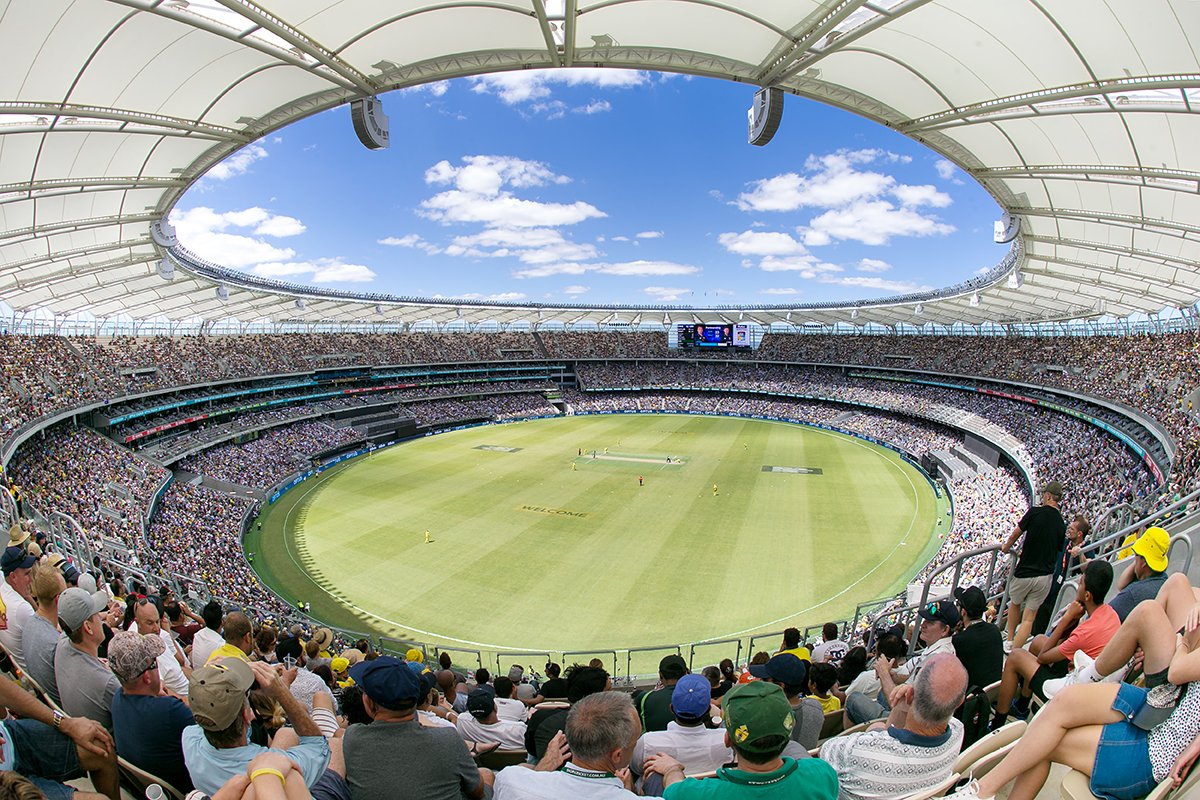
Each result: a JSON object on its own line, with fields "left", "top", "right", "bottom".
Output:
{"left": 748, "top": 653, "right": 808, "bottom": 686}
{"left": 1, "top": 546, "right": 36, "bottom": 576}
{"left": 348, "top": 655, "right": 422, "bottom": 710}
{"left": 919, "top": 598, "right": 961, "bottom": 628}
{"left": 671, "top": 673, "right": 712, "bottom": 720}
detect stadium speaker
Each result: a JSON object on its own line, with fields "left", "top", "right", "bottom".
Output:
{"left": 1006, "top": 270, "right": 1024, "bottom": 289}
{"left": 157, "top": 258, "right": 175, "bottom": 281}
{"left": 375, "top": 304, "right": 385, "bottom": 315}
{"left": 295, "top": 298, "right": 306, "bottom": 310}
{"left": 150, "top": 219, "right": 178, "bottom": 248}
{"left": 994, "top": 212, "right": 1021, "bottom": 243}
{"left": 850, "top": 308, "right": 859, "bottom": 320}
{"left": 969, "top": 292, "right": 980, "bottom": 307}
{"left": 216, "top": 286, "right": 229, "bottom": 301}
{"left": 747, "top": 86, "right": 784, "bottom": 146}
{"left": 914, "top": 304, "right": 924, "bottom": 316}
{"left": 350, "top": 96, "right": 389, "bottom": 150}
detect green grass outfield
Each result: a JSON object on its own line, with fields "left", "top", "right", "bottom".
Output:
{"left": 246, "top": 414, "right": 947, "bottom": 666}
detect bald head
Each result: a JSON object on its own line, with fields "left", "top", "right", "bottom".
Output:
{"left": 912, "top": 653, "right": 968, "bottom": 726}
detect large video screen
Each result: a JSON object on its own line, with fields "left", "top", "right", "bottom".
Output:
{"left": 677, "top": 323, "right": 750, "bottom": 348}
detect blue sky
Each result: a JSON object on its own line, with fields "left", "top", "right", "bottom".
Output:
{"left": 172, "top": 69, "right": 1007, "bottom": 307}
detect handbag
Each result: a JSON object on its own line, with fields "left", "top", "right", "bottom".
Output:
{"left": 1130, "top": 682, "right": 1183, "bottom": 731}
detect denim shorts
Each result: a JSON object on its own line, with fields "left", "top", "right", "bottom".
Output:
{"left": 1090, "top": 684, "right": 1157, "bottom": 800}
{"left": 6, "top": 718, "right": 83, "bottom": 800}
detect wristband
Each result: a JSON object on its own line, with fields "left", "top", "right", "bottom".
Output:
{"left": 52, "top": 710, "right": 66, "bottom": 730}
{"left": 249, "top": 768, "right": 286, "bottom": 785}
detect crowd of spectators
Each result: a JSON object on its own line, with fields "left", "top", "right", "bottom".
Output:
{"left": 179, "top": 421, "right": 362, "bottom": 489}
{"left": 10, "top": 425, "right": 169, "bottom": 555}
{"left": 146, "top": 483, "right": 291, "bottom": 615}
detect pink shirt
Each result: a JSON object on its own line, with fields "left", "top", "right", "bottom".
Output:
{"left": 1061, "top": 604, "right": 1120, "bottom": 663}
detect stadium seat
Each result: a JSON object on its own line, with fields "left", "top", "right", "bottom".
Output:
{"left": 953, "top": 720, "right": 1026, "bottom": 775}
{"left": 819, "top": 709, "right": 845, "bottom": 740}
{"left": 475, "top": 748, "right": 530, "bottom": 770}
{"left": 117, "top": 755, "right": 186, "bottom": 800}
{"left": 961, "top": 741, "right": 1017, "bottom": 784}
{"left": 1060, "top": 758, "right": 1199, "bottom": 800}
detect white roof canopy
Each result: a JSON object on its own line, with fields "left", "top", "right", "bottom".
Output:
{"left": 2, "top": 0, "right": 1198, "bottom": 328}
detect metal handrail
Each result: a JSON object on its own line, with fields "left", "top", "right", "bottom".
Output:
{"left": 562, "top": 650, "right": 619, "bottom": 678}
{"left": 688, "top": 638, "right": 743, "bottom": 672}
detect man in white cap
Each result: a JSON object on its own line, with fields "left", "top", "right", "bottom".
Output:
{"left": 53, "top": 587, "right": 120, "bottom": 729}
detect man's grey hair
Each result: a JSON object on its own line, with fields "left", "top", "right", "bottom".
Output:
{"left": 564, "top": 691, "right": 638, "bottom": 761}
{"left": 912, "top": 653, "right": 968, "bottom": 726}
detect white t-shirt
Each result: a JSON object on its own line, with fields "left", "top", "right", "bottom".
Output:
{"left": 0, "top": 581, "right": 35, "bottom": 670}
{"left": 495, "top": 696, "right": 529, "bottom": 722}
{"left": 190, "top": 627, "right": 223, "bottom": 670}
{"left": 156, "top": 629, "right": 190, "bottom": 697}
{"left": 494, "top": 763, "right": 636, "bottom": 799}
{"left": 629, "top": 721, "right": 732, "bottom": 777}
{"left": 812, "top": 639, "right": 850, "bottom": 665}
{"left": 455, "top": 714, "right": 527, "bottom": 749}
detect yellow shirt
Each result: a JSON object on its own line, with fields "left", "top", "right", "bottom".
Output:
{"left": 815, "top": 693, "right": 842, "bottom": 714}
{"left": 779, "top": 646, "right": 811, "bottom": 662}
{"left": 1117, "top": 531, "right": 1139, "bottom": 560}
{"left": 206, "top": 643, "right": 251, "bottom": 664}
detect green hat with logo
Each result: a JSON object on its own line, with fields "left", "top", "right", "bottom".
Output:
{"left": 722, "top": 680, "right": 795, "bottom": 754}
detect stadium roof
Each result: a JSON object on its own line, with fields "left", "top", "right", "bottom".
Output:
{"left": 2, "top": 0, "right": 1199, "bottom": 330}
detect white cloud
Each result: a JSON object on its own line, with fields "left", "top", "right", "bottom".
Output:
{"left": 402, "top": 81, "right": 450, "bottom": 97}
{"left": 444, "top": 227, "right": 599, "bottom": 264}
{"left": 206, "top": 144, "right": 267, "bottom": 181}
{"left": 574, "top": 100, "right": 612, "bottom": 114}
{"left": 801, "top": 200, "right": 955, "bottom": 246}
{"left": 856, "top": 258, "right": 892, "bottom": 273}
{"left": 420, "top": 191, "right": 605, "bottom": 228}
{"left": 419, "top": 155, "right": 602, "bottom": 229}
{"left": 513, "top": 260, "right": 698, "bottom": 279}
{"left": 252, "top": 214, "right": 305, "bottom": 237}
{"left": 457, "top": 291, "right": 528, "bottom": 302}
{"left": 934, "top": 159, "right": 957, "bottom": 180}
{"left": 718, "top": 230, "right": 808, "bottom": 257}
{"left": 643, "top": 286, "right": 690, "bottom": 301}
{"left": 170, "top": 207, "right": 300, "bottom": 267}
{"left": 171, "top": 206, "right": 375, "bottom": 283}
{"left": 425, "top": 155, "right": 571, "bottom": 194}
{"left": 250, "top": 259, "right": 376, "bottom": 284}
{"left": 635, "top": 230, "right": 663, "bottom": 239}
{"left": 378, "top": 233, "right": 441, "bottom": 255}
{"left": 732, "top": 149, "right": 955, "bottom": 247}
{"left": 563, "top": 285, "right": 590, "bottom": 295}
{"left": 761, "top": 287, "right": 800, "bottom": 295}
{"left": 758, "top": 256, "right": 843, "bottom": 277}
{"left": 611, "top": 235, "right": 630, "bottom": 242}
{"left": 469, "top": 69, "right": 649, "bottom": 105}
{"left": 892, "top": 184, "right": 952, "bottom": 208}
{"left": 821, "top": 275, "right": 930, "bottom": 293}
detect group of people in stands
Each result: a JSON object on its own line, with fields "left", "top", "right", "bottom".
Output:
{"left": 0, "top": 469, "right": 1199, "bottom": 800}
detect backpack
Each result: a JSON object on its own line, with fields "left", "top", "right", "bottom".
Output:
{"left": 956, "top": 684, "right": 991, "bottom": 750}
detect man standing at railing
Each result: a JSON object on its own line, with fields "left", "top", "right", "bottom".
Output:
{"left": 1000, "top": 480, "right": 1066, "bottom": 653}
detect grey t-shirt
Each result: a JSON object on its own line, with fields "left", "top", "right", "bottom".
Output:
{"left": 1109, "top": 573, "right": 1169, "bottom": 621}
{"left": 54, "top": 637, "right": 119, "bottom": 729}
{"left": 791, "top": 696, "right": 825, "bottom": 751}
{"left": 22, "top": 614, "right": 62, "bottom": 704}
{"left": 343, "top": 718, "right": 483, "bottom": 800}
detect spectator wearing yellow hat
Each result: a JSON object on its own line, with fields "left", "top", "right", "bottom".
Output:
{"left": 331, "top": 657, "right": 354, "bottom": 689}
{"left": 1108, "top": 526, "right": 1171, "bottom": 621}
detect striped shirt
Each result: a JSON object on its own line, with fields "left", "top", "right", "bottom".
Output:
{"left": 820, "top": 718, "right": 963, "bottom": 800}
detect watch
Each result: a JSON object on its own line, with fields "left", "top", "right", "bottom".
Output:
{"left": 51, "top": 709, "right": 66, "bottom": 730}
